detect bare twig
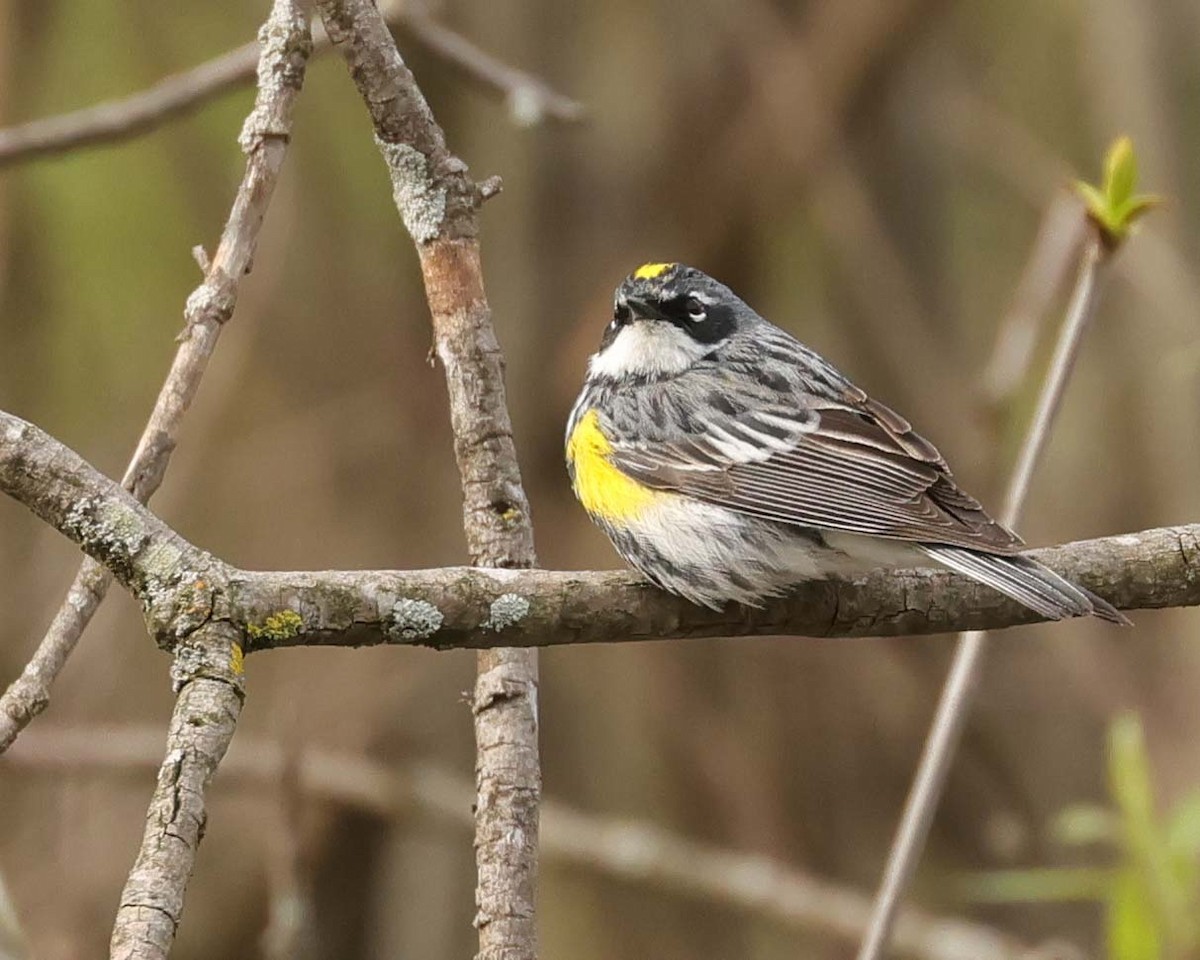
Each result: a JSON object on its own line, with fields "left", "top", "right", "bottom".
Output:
{"left": 313, "top": 3, "right": 540, "bottom": 959}
{"left": 0, "top": 42, "right": 260, "bottom": 167}
{"left": 389, "top": 6, "right": 585, "bottom": 125}
{"left": 9, "top": 724, "right": 1053, "bottom": 960}
{"left": 857, "top": 232, "right": 1114, "bottom": 960}
{"left": 982, "top": 192, "right": 1090, "bottom": 409}
{"left": 0, "top": 0, "right": 312, "bottom": 758}
{"left": 3, "top": 406, "right": 1193, "bottom": 650}
{"left": 0, "top": 5, "right": 581, "bottom": 169}
{"left": 261, "top": 749, "right": 313, "bottom": 960}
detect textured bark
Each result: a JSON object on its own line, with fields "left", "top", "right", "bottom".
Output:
{"left": 422, "top": 239, "right": 540, "bottom": 959}
{"left": 315, "top": 3, "right": 540, "bottom": 957}
{"left": 3, "top": 406, "right": 1197, "bottom": 652}
{"left": 0, "top": 0, "right": 312, "bottom": 757}
{"left": 109, "top": 624, "right": 246, "bottom": 960}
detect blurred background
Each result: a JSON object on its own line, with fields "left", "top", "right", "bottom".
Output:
{"left": 1, "top": 0, "right": 1199, "bottom": 957}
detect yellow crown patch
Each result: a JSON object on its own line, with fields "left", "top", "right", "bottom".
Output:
{"left": 633, "top": 262, "right": 674, "bottom": 280}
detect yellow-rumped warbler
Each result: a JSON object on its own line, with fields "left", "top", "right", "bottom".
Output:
{"left": 565, "top": 262, "right": 1128, "bottom": 624}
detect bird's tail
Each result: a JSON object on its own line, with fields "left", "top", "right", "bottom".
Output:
{"left": 921, "top": 545, "right": 1130, "bottom": 626}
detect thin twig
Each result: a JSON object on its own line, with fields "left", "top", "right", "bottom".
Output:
{"left": 0, "top": 0, "right": 313, "bottom": 757}
{"left": 0, "top": 6, "right": 581, "bottom": 168}
{"left": 313, "top": 3, "right": 540, "bottom": 959}
{"left": 0, "top": 42, "right": 260, "bottom": 167}
{"left": 389, "top": 5, "right": 585, "bottom": 125}
{"left": 261, "top": 748, "right": 313, "bottom": 960}
{"left": 7, "top": 724, "right": 1053, "bottom": 960}
{"left": 2, "top": 404, "right": 1192, "bottom": 647}
{"left": 982, "top": 192, "right": 1090, "bottom": 409}
{"left": 856, "top": 232, "right": 1112, "bottom": 960}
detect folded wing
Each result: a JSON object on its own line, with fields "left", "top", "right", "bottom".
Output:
{"left": 609, "top": 390, "right": 1023, "bottom": 554}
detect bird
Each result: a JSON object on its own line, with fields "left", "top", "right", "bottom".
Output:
{"left": 564, "top": 261, "right": 1128, "bottom": 625}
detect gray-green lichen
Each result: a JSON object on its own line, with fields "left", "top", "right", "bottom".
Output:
{"left": 63, "top": 497, "right": 149, "bottom": 569}
{"left": 143, "top": 571, "right": 207, "bottom": 637}
{"left": 238, "top": 4, "right": 311, "bottom": 151}
{"left": 389, "top": 598, "right": 444, "bottom": 640}
{"left": 484, "top": 593, "right": 530, "bottom": 632}
{"left": 3, "top": 419, "right": 26, "bottom": 443}
{"left": 375, "top": 136, "right": 446, "bottom": 243}
{"left": 169, "top": 642, "right": 208, "bottom": 693}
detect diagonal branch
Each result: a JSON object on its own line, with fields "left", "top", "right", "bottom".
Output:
{"left": 3, "top": 406, "right": 1196, "bottom": 652}
{"left": 0, "top": 0, "right": 312, "bottom": 757}
{"left": 391, "top": 6, "right": 585, "bottom": 125}
{"left": 0, "top": 41, "right": 259, "bottom": 167}
{"left": 857, "top": 226, "right": 1117, "bottom": 958}
{"left": 314, "top": 3, "right": 540, "bottom": 958}
{"left": 0, "top": 5, "right": 581, "bottom": 168}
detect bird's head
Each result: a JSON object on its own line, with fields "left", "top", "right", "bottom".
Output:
{"left": 588, "top": 263, "right": 751, "bottom": 381}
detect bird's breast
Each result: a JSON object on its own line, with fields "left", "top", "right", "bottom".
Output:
{"left": 566, "top": 408, "right": 663, "bottom": 524}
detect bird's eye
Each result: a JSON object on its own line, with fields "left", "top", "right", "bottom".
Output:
{"left": 684, "top": 297, "right": 707, "bottom": 321}
{"left": 612, "top": 303, "right": 631, "bottom": 329}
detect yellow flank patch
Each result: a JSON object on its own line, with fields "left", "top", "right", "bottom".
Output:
{"left": 567, "top": 410, "right": 661, "bottom": 522}
{"left": 633, "top": 261, "right": 674, "bottom": 280}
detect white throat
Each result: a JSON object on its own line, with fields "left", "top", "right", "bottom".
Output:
{"left": 588, "top": 323, "right": 710, "bottom": 379}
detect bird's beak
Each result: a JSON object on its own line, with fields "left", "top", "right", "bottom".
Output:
{"left": 624, "top": 297, "right": 669, "bottom": 323}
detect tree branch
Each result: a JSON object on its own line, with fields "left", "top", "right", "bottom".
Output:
{"left": 0, "top": 3, "right": 315, "bottom": 957}
{"left": 0, "top": 0, "right": 313, "bottom": 757}
{"left": 313, "top": 2, "right": 540, "bottom": 957}
{"left": 108, "top": 623, "right": 246, "bottom": 960}
{"left": 8, "top": 724, "right": 1052, "bottom": 960}
{"left": 391, "top": 6, "right": 585, "bottom": 125}
{"left": 0, "top": 5, "right": 581, "bottom": 168}
{"left": 0, "top": 42, "right": 260, "bottom": 167}
{"left": 3, "top": 406, "right": 1195, "bottom": 653}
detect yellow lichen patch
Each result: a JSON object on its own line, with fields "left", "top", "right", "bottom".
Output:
{"left": 633, "top": 262, "right": 674, "bottom": 280}
{"left": 246, "top": 610, "right": 304, "bottom": 644}
{"left": 566, "top": 409, "right": 661, "bottom": 523}
{"left": 229, "top": 643, "right": 244, "bottom": 676}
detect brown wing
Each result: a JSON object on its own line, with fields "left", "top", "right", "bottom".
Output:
{"left": 610, "top": 391, "right": 1022, "bottom": 554}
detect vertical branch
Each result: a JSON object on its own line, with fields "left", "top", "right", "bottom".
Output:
{"left": 314, "top": 4, "right": 540, "bottom": 958}
{"left": 421, "top": 246, "right": 541, "bottom": 957}
{"left": 109, "top": 623, "right": 246, "bottom": 960}
{"left": 0, "top": 0, "right": 312, "bottom": 756}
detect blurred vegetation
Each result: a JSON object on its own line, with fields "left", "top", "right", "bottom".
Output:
{"left": 955, "top": 715, "right": 1200, "bottom": 960}
{"left": 1, "top": 0, "right": 1199, "bottom": 958}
